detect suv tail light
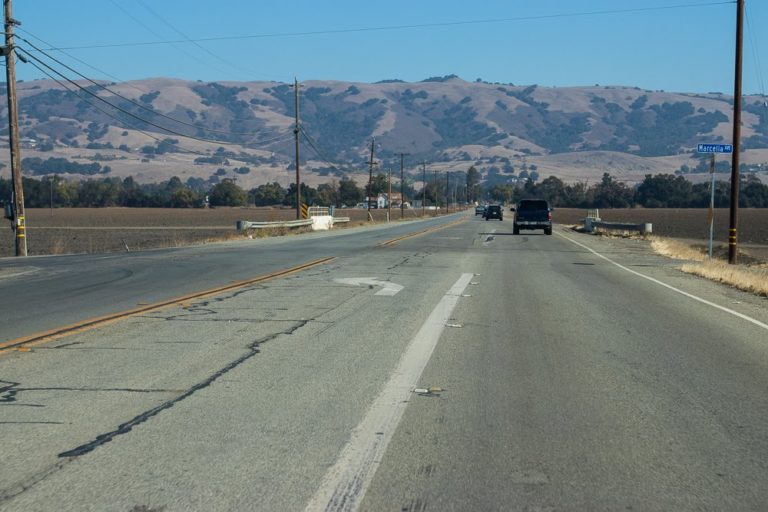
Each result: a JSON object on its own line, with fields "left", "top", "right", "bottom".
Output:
{"left": 547, "top": 211, "right": 552, "bottom": 221}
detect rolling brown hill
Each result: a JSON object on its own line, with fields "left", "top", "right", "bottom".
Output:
{"left": 1, "top": 75, "right": 767, "bottom": 189}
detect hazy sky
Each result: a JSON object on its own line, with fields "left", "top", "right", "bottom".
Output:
{"left": 10, "top": 0, "right": 768, "bottom": 95}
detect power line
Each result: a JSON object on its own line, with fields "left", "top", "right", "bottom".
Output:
{"left": 107, "top": 0, "right": 234, "bottom": 80}
{"left": 17, "top": 27, "right": 147, "bottom": 95}
{"left": 299, "top": 126, "right": 362, "bottom": 176}
{"left": 745, "top": 6, "right": 767, "bottom": 103}
{"left": 16, "top": 44, "right": 292, "bottom": 149}
{"left": 24, "top": 57, "right": 293, "bottom": 160}
{"left": 16, "top": 47, "right": 288, "bottom": 156}
{"left": 34, "top": 2, "right": 734, "bottom": 51}
{"left": 134, "top": 0, "right": 262, "bottom": 81}
{"left": 17, "top": 35, "right": 278, "bottom": 141}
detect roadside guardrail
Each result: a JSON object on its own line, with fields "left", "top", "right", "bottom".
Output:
{"left": 236, "top": 216, "right": 351, "bottom": 232}
{"left": 236, "top": 219, "right": 312, "bottom": 232}
{"left": 582, "top": 209, "right": 652, "bottom": 235}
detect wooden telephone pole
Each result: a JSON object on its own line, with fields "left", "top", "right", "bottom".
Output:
{"left": 728, "top": 0, "right": 744, "bottom": 264}
{"left": 292, "top": 77, "right": 301, "bottom": 220}
{"left": 368, "top": 138, "right": 375, "bottom": 213}
{"left": 398, "top": 153, "right": 409, "bottom": 219}
{"left": 4, "top": 0, "right": 26, "bottom": 256}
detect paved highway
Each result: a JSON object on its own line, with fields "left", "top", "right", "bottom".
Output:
{"left": 1, "top": 213, "right": 767, "bottom": 511}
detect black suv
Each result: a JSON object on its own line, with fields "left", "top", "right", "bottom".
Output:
{"left": 511, "top": 199, "right": 552, "bottom": 235}
{"left": 484, "top": 204, "right": 503, "bottom": 221}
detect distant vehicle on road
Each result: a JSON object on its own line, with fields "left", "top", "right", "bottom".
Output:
{"left": 511, "top": 199, "right": 552, "bottom": 235}
{"left": 484, "top": 204, "right": 503, "bottom": 221}
{"left": 475, "top": 205, "right": 486, "bottom": 216}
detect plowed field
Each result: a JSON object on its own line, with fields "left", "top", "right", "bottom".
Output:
{"left": 0, "top": 207, "right": 426, "bottom": 257}
{"left": 2, "top": 207, "right": 766, "bottom": 260}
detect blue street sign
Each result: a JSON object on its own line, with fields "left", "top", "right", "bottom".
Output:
{"left": 697, "top": 143, "right": 733, "bottom": 153}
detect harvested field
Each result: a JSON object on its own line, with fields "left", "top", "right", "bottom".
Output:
{"left": 3, "top": 207, "right": 766, "bottom": 261}
{"left": 0, "top": 207, "right": 434, "bottom": 257}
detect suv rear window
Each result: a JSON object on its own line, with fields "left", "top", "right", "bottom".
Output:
{"left": 518, "top": 200, "right": 548, "bottom": 211}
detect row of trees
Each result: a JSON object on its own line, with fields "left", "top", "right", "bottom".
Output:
{"left": 0, "top": 175, "right": 376, "bottom": 209}
{"left": 487, "top": 172, "right": 768, "bottom": 208}
{"left": 2, "top": 171, "right": 767, "bottom": 209}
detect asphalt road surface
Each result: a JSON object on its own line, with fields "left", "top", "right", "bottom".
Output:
{"left": 1, "top": 213, "right": 767, "bottom": 511}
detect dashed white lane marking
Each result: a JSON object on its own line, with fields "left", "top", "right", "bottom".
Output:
{"left": 557, "top": 232, "right": 768, "bottom": 332}
{"left": 304, "top": 273, "right": 474, "bottom": 512}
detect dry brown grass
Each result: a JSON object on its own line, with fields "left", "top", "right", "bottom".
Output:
{"left": 650, "top": 237, "right": 707, "bottom": 262}
{"left": 650, "top": 236, "right": 768, "bottom": 296}
{"left": 680, "top": 261, "right": 768, "bottom": 297}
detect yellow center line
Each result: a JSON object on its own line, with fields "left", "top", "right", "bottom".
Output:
{"left": 0, "top": 256, "right": 335, "bottom": 354}
{"left": 378, "top": 218, "right": 467, "bottom": 247}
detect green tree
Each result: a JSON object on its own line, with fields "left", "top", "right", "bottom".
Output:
{"left": 537, "top": 176, "right": 565, "bottom": 205}
{"left": 169, "top": 187, "right": 199, "bottom": 208}
{"left": 592, "top": 173, "right": 633, "bottom": 208}
{"left": 488, "top": 184, "right": 513, "bottom": 204}
{"left": 284, "top": 182, "right": 317, "bottom": 207}
{"left": 366, "top": 172, "right": 388, "bottom": 197}
{"left": 741, "top": 175, "right": 768, "bottom": 207}
{"left": 316, "top": 182, "right": 339, "bottom": 206}
{"left": 250, "top": 182, "right": 286, "bottom": 206}
{"left": 209, "top": 180, "right": 247, "bottom": 206}
{"left": 339, "top": 178, "right": 363, "bottom": 206}
{"left": 466, "top": 166, "right": 481, "bottom": 202}
{"left": 636, "top": 174, "right": 692, "bottom": 207}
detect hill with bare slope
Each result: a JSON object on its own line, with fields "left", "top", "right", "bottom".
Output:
{"left": 1, "top": 75, "right": 767, "bottom": 188}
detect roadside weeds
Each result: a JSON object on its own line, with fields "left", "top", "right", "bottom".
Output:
{"left": 649, "top": 236, "right": 768, "bottom": 297}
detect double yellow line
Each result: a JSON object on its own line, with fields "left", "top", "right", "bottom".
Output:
{"left": 0, "top": 256, "right": 335, "bottom": 354}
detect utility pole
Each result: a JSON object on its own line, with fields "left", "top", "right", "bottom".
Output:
{"left": 422, "top": 161, "right": 426, "bottom": 217}
{"left": 292, "top": 77, "right": 301, "bottom": 220}
{"left": 728, "top": 0, "right": 744, "bottom": 264}
{"left": 4, "top": 0, "right": 26, "bottom": 256}
{"left": 387, "top": 167, "right": 392, "bottom": 221}
{"left": 445, "top": 171, "right": 450, "bottom": 213}
{"left": 398, "top": 153, "right": 409, "bottom": 219}
{"left": 368, "top": 137, "right": 375, "bottom": 213}
{"left": 433, "top": 168, "right": 438, "bottom": 216}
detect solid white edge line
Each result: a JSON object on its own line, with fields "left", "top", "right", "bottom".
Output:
{"left": 556, "top": 231, "right": 768, "bottom": 332}
{"left": 304, "top": 273, "right": 475, "bottom": 512}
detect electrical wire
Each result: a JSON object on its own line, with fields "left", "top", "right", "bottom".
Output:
{"left": 17, "top": 27, "right": 147, "bottom": 95}
{"left": 299, "top": 126, "right": 365, "bottom": 176}
{"left": 16, "top": 45, "right": 293, "bottom": 149}
{"left": 36, "top": 2, "right": 735, "bottom": 51}
{"left": 108, "top": 0, "right": 234, "bottom": 80}
{"left": 745, "top": 6, "right": 767, "bottom": 105}
{"left": 17, "top": 35, "right": 278, "bottom": 140}
{"left": 134, "top": 0, "right": 262, "bottom": 81}
{"left": 24, "top": 57, "right": 295, "bottom": 161}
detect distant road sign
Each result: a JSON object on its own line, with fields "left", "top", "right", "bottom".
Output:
{"left": 697, "top": 143, "right": 733, "bottom": 153}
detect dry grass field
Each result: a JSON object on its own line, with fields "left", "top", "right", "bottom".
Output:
{"left": 0, "top": 207, "right": 431, "bottom": 257}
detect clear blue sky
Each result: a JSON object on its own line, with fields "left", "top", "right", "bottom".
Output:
{"left": 11, "top": 0, "right": 768, "bottom": 95}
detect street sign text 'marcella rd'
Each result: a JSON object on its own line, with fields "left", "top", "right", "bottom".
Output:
{"left": 697, "top": 143, "right": 734, "bottom": 154}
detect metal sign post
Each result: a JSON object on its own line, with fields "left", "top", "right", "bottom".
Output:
{"left": 707, "top": 154, "right": 716, "bottom": 259}
{"left": 697, "top": 144, "right": 733, "bottom": 259}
